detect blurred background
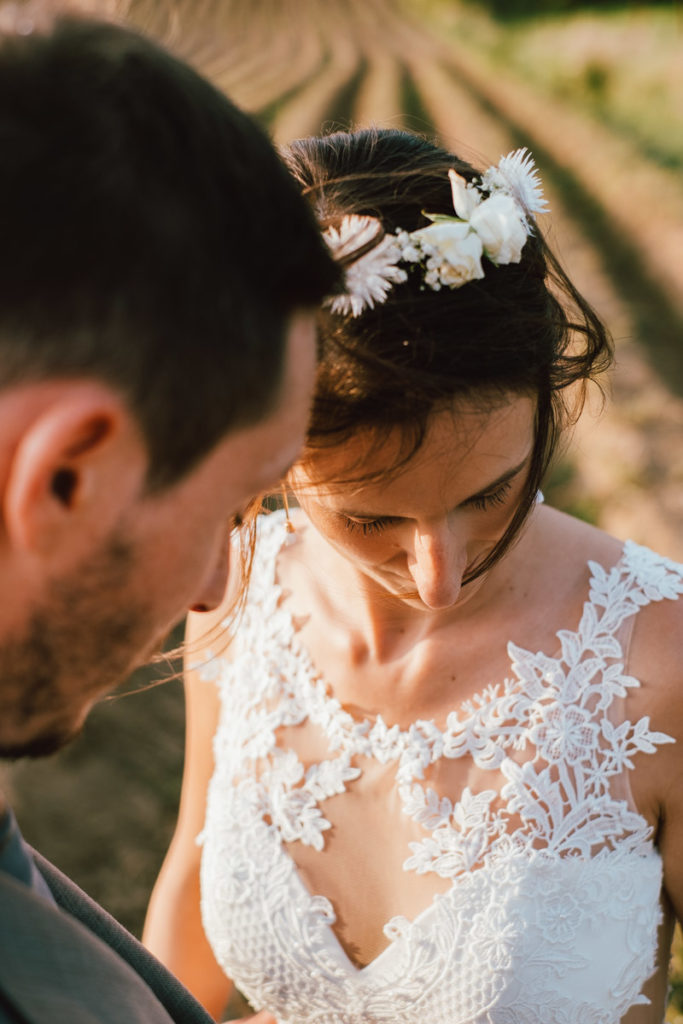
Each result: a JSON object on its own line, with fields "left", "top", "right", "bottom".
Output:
{"left": 3, "top": 0, "right": 683, "bottom": 1018}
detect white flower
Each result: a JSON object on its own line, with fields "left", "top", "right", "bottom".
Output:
{"left": 395, "top": 229, "right": 421, "bottom": 263}
{"left": 412, "top": 221, "right": 484, "bottom": 287}
{"left": 323, "top": 214, "right": 381, "bottom": 263}
{"left": 534, "top": 889, "right": 583, "bottom": 944}
{"left": 482, "top": 147, "right": 548, "bottom": 218}
{"left": 324, "top": 214, "right": 407, "bottom": 318}
{"left": 368, "top": 715, "right": 404, "bottom": 762}
{"left": 424, "top": 267, "right": 443, "bottom": 290}
{"left": 448, "top": 169, "right": 482, "bottom": 219}
{"left": 399, "top": 783, "right": 453, "bottom": 829}
{"left": 469, "top": 193, "right": 528, "bottom": 264}
{"left": 322, "top": 150, "right": 546, "bottom": 315}
{"left": 337, "top": 236, "right": 407, "bottom": 316}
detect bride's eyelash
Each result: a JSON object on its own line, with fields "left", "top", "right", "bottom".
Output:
{"left": 341, "top": 516, "right": 395, "bottom": 536}
{"left": 468, "top": 480, "right": 513, "bottom": 512}
{"left": 340, "top": 480, "right": 514, "bottom": 534}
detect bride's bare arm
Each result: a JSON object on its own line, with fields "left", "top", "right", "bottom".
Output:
{"left": 624, "top": 593, "right": 683, "bottom": 1013}
{"left": 630, "top": 596, "right": 683, "bottom": 921}
{"left": 654, "top": 637, "right": 683, "bottom": 929}
{"left": 143, "top": 604, "right": 234, "bottom": 1019}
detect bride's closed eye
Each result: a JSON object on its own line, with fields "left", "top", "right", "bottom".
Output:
{"left": 340, "top": 515, "right": 399, "bottom": 536}
{"left": 337, "top": 481, "right": 515, "bottom": 536}
{"left": 466, "top": 479, "right": 514, "bottom": 512}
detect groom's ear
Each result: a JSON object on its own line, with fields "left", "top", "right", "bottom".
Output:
{"left": 3, "top": 382, "right": 148, "bottom": 566}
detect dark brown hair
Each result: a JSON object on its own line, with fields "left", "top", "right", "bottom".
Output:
{"left": 282, "top": 127, "right": 612, "bottom": 581}
{"left": 0, "top": 11, "right": 339, "bottom": 490}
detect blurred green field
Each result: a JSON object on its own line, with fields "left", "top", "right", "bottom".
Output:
{"left": 415, "top": 1, "right": 683, "bottom": 170}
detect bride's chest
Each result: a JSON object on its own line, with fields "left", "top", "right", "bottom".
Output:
{"left": 202, "top": 685, "right": 666, "bottom": 1024}
{"left": 209, "top": 611, "right": 656, "bottom": 965}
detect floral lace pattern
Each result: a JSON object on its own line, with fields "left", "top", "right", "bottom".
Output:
{"left": 200, "top": 513, "right": 682, "bottom": 1024}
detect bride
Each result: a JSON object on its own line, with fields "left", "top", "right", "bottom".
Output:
{"left": 144, "top": 128, "right": 683, "bottom": 1024}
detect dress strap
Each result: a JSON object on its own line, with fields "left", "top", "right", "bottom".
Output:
{"left": 587, "top": 540, "right": 683, "bottom": 639}
{"left": 248, "top": 509, "right": 290, "bottom": 596}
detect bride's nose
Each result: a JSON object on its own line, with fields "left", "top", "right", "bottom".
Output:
{"left": 408, "top": 520, "right": 468, "bottom": 610}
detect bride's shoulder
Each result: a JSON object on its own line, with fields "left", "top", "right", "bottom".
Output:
{"left": 532, "top": 504, "right": 624, "bottom": 568}
{"left": 536, "top": 504, "right": 683, "bottom": 622}
{"left": 527, "top": 507, "right": 683, "bottom": 646}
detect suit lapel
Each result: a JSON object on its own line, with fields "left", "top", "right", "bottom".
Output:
{"left": 32, "top": 851, "right": 215, "bottom": 1024}
{"left": 0, "top": 870, "right": 175, "bottom": 1024}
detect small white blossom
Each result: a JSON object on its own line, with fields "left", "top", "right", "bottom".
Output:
{"left": 529, "top": 702, "right": 598, "bottom": 765}
{"left": 412, "top": 221, "right": 484, "bottom": 287}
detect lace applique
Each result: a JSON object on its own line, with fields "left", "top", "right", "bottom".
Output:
{"left": 200, "top": 516, "right": 681, "bottom": 1024}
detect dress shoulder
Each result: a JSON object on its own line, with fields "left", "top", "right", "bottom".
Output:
{"left": 249, "top": 510, "right": 290, "bottom": 590}
{"left": 613, "top": 541, "right": 683, "bottom": 675}
{"left": 619, "top": 539, "right": 683, "bottom": 598}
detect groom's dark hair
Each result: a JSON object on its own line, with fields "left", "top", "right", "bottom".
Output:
{"left": 0, "top": 9, "right": 338, "bottom": 489}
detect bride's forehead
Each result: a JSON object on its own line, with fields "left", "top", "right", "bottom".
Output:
{"left": 298, "top": 396, "right": 535, "bottom": 494}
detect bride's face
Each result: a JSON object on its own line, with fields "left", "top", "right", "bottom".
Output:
{"left": 291, "top": 395, "right": 536, "bottom": 611}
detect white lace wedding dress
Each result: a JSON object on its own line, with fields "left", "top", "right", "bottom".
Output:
{"left": 199, "top": 511, "right": 683, "bottom": 1024}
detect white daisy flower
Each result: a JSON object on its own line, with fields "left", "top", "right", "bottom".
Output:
{"left": 325, "top": 226, "right": 407, "bottom": 318}
{"left": 323, "top": 214, "right": 383, "bottom": 264}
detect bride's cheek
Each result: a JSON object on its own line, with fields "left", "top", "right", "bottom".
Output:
{"left": 340, "top": 532, "right": 396, "bottom": 562}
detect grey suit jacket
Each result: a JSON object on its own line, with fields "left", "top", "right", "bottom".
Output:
{"left": 0, "top": 851, "right": 216, "bottom": 1024}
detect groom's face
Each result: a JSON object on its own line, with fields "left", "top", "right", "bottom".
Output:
{"left": 0, "top": 312, "right": 316, "bottom": 758}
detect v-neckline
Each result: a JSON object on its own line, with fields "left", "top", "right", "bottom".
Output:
{"left": 280, "top": 839, "right": 449, "bottom": 976}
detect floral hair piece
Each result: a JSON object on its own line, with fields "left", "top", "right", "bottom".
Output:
{"left": 323, "top": 148, "right": 548, "bottom": 318}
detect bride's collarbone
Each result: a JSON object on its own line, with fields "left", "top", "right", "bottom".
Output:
{"left": 286, "top": 615, "right": 548, "bottom": 728}
{"left": 277, "top": 516, "right": 600, "bottom": 719}
{"left": 290, "top": 612, "right": 522, "bottom": 727}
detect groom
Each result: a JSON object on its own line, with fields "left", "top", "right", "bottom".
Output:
{"left": 0, "top": 7, "right": 336, "bottom": 1023}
